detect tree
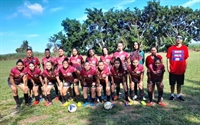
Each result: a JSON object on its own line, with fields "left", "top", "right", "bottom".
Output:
{"left": 50, "top": 1, "right": 200, "bottom": 53}
{"left": 15, "top": 40, "right": 31, "bottom": 53}
{"left": 46, "top": 34, "right": 61, "bottom": 53}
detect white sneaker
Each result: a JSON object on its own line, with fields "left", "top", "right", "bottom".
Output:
{"left": 133, "top": 95, "right": 137, "bottom": 100}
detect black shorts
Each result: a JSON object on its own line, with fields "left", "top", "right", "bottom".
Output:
{"left": 169, "top": 73, "right": 184, "bottom": 86}
{"left": 83, "top": 82, "right": 96, "bottom": 88}
{"left": 7, "top": 77, "right": 23, "bottom": 86}
{"left": 63, "top": 81, "right": 79, "bottom": 87}
{"left": 27, "top": 79, "right": 33, "bottom": 89}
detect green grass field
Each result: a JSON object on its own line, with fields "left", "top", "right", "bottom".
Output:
{"left": 0, "top": 52, "right": 200, "bottom": 125}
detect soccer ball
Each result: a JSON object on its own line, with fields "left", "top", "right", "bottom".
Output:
{"left": 68, "top": 104, "right": 77, "bottom": 113}
{"left": 104, "top": 101, "right": 113, "bottom": 110}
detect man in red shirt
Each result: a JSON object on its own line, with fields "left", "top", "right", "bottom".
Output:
{"left": 166, "top": 34, "right": 189, "bottom": 101}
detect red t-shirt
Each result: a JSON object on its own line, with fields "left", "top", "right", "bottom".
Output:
{"left": 26, "top": 68, "right": 42, "bottom": 83}
{"left": 128, "top": 64, "right": 144, "bottom": 82}
{"left": 166, "top": 45, "right": 189, "bottom": 75}
{"left": 9, "top": 67, "right": 26, "bottom": 84}
{"left": 145, "top": 54, "right": 163, "bottom": 68}
{"left": 97, "top": 67, "right": 110, "bottom": 83}
{"left": 85, "top": 57, "right": 98, "bottom": 70}
{"left": 110, "top": 66, "right": 125, "bottom": 83}
{"left": 148, "top": 64, "right": 165, "bottom": 82}
{"left": 42, "top": 57, "right": 55, "bottom": 69}
{"left": 80, "top": 68, "right": 97, "bottom": 84}
{"left": 23, "top": 57, "right": 40, "bottom": 68}
{"left": 55, "top": 56, "right": 67, "bottom": 70}
{"left": 113, "top": 51, "right": 129, "bottom": 70}
{"left": 100, "top": 55, "right": 113, "bottom": 68}
{"left": 58, "top": 66, "right": 77, "bottom": 83}
{"left": 69, "top": 55, "right": 84, "bottom": 71}
{"left": 43, "top": 69, "right": 58, "bottom": 81}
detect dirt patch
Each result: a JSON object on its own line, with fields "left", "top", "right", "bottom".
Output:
{"left": 19, "top": 115, "right": 49, "bottom": 125}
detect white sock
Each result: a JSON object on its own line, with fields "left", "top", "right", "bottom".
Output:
{"left": 171, "top": 94, "right": 174, "bottom": 97}
{"left": 177, "top": 94, "right": 180, "bottom": 97}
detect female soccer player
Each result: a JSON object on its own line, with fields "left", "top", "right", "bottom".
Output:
{"left": 96, "top": 61, "right": 111, "bottom": 105}
{"left": 43, "top": 61, "right": 60, "bottom": 106}
{"left": 86, "top": 49, "right": 98, "bottom": 71}
{"left": 42, "top": 48, "right": 59, "bottom": 101}
{"left": 26, "top": 62, "right": 44, "bottom": 106}
{"left": 110, "top": 58, "right": 128, "bottom": 103}
{"left": 80, "top": 62, "right": 97, "bottom": 107}
{"left": 100, "top": 47, "right": 113, "bottom": 99}
{"left": 113, "top": 42, "right": 130, "bottom": 100}
{"left": 55, "top": 47, "right": 68, "bottom": 70}
{"left": 128, "top": 58, "right": 145, "bottom": 101}
{"left": 57, "top": 58, "right": 80, "bottom": 105}
{"left": 69, "top": 48, "right": 84, "bottom": 71}
{"left": 146, "top": 57, "right": 165, "bottom": 107}
{"left": 8, "top": 59, "right": 29, "bottom": 108}
{"left": 130, "top": 42, "right": 145, "bottom": 99}
{"left": 145, "top": 46, "right": 163, "bottom": 100}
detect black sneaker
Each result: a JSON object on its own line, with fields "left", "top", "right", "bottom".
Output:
{"left": 169, "top": 96, "right": 175, "bottom": 100}
{"left": 177, "top": 96, "right": 185, "bottom": 101}
{"left": 16, "top": 104, "right": 21, "bottom": 109}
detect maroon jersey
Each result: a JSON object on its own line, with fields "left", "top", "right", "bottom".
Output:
{"left": 100, "top": 55, "right": 113, "bottom": 69}
{"left": 128, "top": 64, "right": 144, "bottom": 83}
{"left": 148, "top": 64, "right": 165, "bottom": 82}
{"left": 85, "top": 57, "right": 98, "bottom": 70}
{"left": 23, "top": 57, "right": 40, "bottom": 68}
{"left": 55, "top": 56, "right": 67, "bottom": 70}
{"left": 26, "top": 68, "right": 42, "bottom": 83}
{"left": 97, "top": 67, "right": 110, "bottom": 83}
{"left": 58, "top": 66, "right": 77, "bottom": 83}
{"left": 43, "top": 69, "right": 58, "bottom": 81}
{"left": 9, "top": 67, "right": 26, "bottom": 84}
{"left": 42, "top": 57, "right": 55, "bottom": 69}
{"left": 80, "top": 68, "right": 96, "bottom": 84}
{"left": 69, "top": 55, "right": 84, "bottom": 71}
{"left": 110, "top": 66, "right": 125, "bottom": 82}
{"left": 113, "top": 51, "right": 129, "bottom": 70}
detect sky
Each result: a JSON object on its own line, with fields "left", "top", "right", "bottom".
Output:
{"left": 0, "top": 0, "right": 199, "bottom": 54}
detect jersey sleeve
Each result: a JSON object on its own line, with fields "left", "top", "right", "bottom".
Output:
{"left": 35, "top": 58, "right": 40, "bottom": 66}
{"left": 125, "top": 52, "right": 130, "bottom": 60}
{"left": 80, "top": 56, "right": 84, "bottom": 64}
{"left": 166, "top": 47, "right": 172, "bottom": 59}
{"left": 9, "top": 68, "right": 15, "bottom": 76}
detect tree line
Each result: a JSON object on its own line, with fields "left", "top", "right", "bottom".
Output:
{"left": 47, "top": 1, "right": 199, "bottom": 54}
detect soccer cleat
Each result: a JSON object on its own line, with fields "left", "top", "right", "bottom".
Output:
{"left": 142, "top": 97, "right": 146, "bottom": 101}
{"left": 28, "top": 97, "right": 33, "bottom": 103}
{"left": 158, "top": 102, "right": 166, "bottom": 107}
{"left": 146, "top": 102, "right": 153, "bottom": 106}
{"left": 169, "top": 96, "right": 175, "bottom": 100}
{"left": 83, "top": 102, "right": 89, "bottom": 107}
{"left": 54, "top": 96, "right": 59, "bottom": 101}
{"left": 63, "top": 101, "right": 70, "bottom": 107}
{"left": 45, "top": 102, "right": 52, "bottom": 106}
{"left": 129, "top": 101, "right": 134, "bottom": 106}
{"left": 44, "top": 101, "right": 49, "bottom": 106}
{"left": 90, "top": 102, "right": 95, "bottom": 107}
{"left": 132, "top": 95, "right": 137, "bottom": 100}
{"left": 16, "top": 104, "right": 21, "bottom": 109}
{"left": 39, "top": 98, "right": 43, "bottom": 102}
{"left": 32, "top": 101, "right": 39, "bottom": 106}
{"left": 125, "top": 101, "right": 130, "bottom": 106}
{"left": 177, "top": 96, "right": 185, "bottom": 101}
{"left": 114, "top": 96, "right": 119, "bottom": 101}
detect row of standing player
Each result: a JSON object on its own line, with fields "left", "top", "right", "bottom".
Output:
{"left": 8, "top": 41, "right": 165, "bottom": 108}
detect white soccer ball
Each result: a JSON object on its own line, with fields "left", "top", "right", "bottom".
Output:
{"left": 68, "top": 104, "right": 77, "bottom": 113}
{"left": 104, "top": 101, "right": 113, "bottom": 110}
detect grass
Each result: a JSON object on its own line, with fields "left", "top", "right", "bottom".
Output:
{"left": 0, "top": 52, "right": 200, "bottom": 125}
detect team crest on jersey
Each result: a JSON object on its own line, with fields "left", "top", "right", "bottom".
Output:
{"left": 77, "top": 59, "right": 81, "bottom": 63}
{"left": 67, "top": 73, "right": 72, "bottom": 76}
{"left": 34, "top": 74, "right": 39, "bottom": 77}
{"left": 88, "top": 75, "right": 92, "bottom": 78}
{"left": 33, "top": 59, "right": 36, "bottom": 62}
{"left": 106, "top": 59, "right": 110, "bottom": 63}
{"left": 120, "top": 55, "right": 125, "bottom": 60}
{"left": 92, "top": 61, "right": 96, "bottom": 64}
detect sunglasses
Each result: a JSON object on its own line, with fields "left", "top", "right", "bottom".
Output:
{"left": 176, "top": 36, "right": 183, "bottom": 40}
